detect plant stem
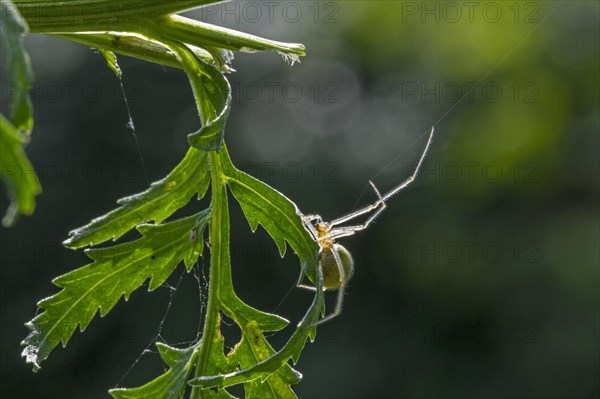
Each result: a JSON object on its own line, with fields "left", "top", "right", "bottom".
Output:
{"left": 54, "top": 33, "right": 228, "bottom": 71}
{"left": 12, "top": 0, "right": 305, "bottom": 72}
{"left": 12, "top": 0, "right": 223, "bottom": 32}
{"left": 159, "top": 15, "right": 306, "bottom": 57}
{"left": 191, "top": 148, "right": 228, "bottom": 399}
{"left": 169, "top": 29, "right": 229, "bottom": 395}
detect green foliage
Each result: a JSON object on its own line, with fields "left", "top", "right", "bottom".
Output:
{"left": 64, "top": 148, "right": 210, "bottom": 249}
{"left": 98, "top": 49, "right": 123, "bottom": 77}
{"left": 22, "top": 211, "right": 210, "bottom": 371}
{"left": 0, "top": 0, "right": 33, "bottom": 132}
{"left": 13, "top": 1, "right": 328, "bottom": 397}
{"left": 0, "top": 114, "right": 41, "bottom": 226}
{"left": 110, "top": 343, "right": 201, "bottom": 399}
{"left": 221, "top": 149, "right": 319, "bottom": 282}
{"left": 0, "top": 0, "right": 41, "bottom": 226}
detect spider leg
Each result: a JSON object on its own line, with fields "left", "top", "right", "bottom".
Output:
{"left": 328, "top": 202, "right": 380, "bottom": 227}
{"left": 296, "top": 245, "right": 324, "bottom": 287}
{"left": 319, "top": 201, "right": 387, "bottom": 241}
{"left": 328, "top": 178, "right": 386, "bottom": 228}
{"left": 327, "top": 127, "right": 433, "bottom": 228}
{"left": 312, "top": 245, "right": 346, "bottom": 326}
{"left": 369, "top": 180, "right": 384, "bottom": 203}
{"left": 297, "top": 284, "right": 317, "bottom": 291}
{"left": 346, "top": 195, "right": 388, "bottom": 233}
{"left": 302, "top": 214, "right": 324, "bottom": 224}
{"left": 381, "top": 126, "right": 434, "bottom": 202}
{"left": 319, "top": 228, "right": 358, "bottom": 242}
{"left": 300, "top": 215, "right": 321, "bottom": 241}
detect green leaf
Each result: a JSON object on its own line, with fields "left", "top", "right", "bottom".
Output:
{"left": 0, "top": 0, "right": 34, "bottom": 133}
{"left": 229, "top": 321, "right": 300, "bottom": 399}
{"left": 189, "top": 269, "right": 325, "bottom": 391}
{"left": 220, "top": 147, "right": 319, "bottom": 281}
{"left": 186, "top": 149, "right": 300, "bottom": 398}
{"left": 0, "top": 114, "right": 41, "bottom": 226}
{"left": 64, "top": 147, "right": 210, "bottom": 248}
{"left": 22, "top": 210, "right": 210, "bottom": 371}
{"left": 98, "top": 48, "right": 122, "bottom": 77}
{"left": 0, "top": 1, "right": 40, "bottom": 226}
{"left": 189, "top": 147, "right": 324, "bottom": 393}
{"left": 190, "top": 313, "right": 237, "bottom": 399}
{"left": 199, "top": 314, "right": 240, "bottom": 399}
{"left": 110, "top": 343, "right": 200, "bottom": 399}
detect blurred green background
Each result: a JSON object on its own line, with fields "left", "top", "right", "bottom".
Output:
{"left": 1, "top": 1, "right": 598, "bottom": 398}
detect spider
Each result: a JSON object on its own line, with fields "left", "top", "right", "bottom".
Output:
{"left": 299, "top": 127, "right": 435, "bottom": 325}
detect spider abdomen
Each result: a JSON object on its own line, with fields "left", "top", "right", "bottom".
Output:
{"left": 320, "top": 244, "right": 354, "bottom": 290}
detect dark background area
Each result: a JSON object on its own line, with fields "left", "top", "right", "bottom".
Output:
{"left": 1, "top": 1, "right": 599, "bottom": 398}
